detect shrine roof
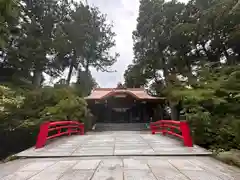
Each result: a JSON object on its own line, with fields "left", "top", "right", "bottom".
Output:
{"left": 84, "top": 88, "right": 164, "bottom": 100}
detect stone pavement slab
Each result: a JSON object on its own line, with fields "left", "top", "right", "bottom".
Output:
{"left": 72, "top": 160, "right": 101, "bottom": 170}
{"left": 16, "top": 131, "right": 211, "bottom": 157}
{"left": 123, "top": 159, "right": 149, "bottom": 170}
{"left": 58, "top": 170, "right": 94, "bottom": 180}
{"left": 91, "top": 166, "right": 123, "bottom": 180}
{"left": 124, "top": 170, "right": 156, "bottom": 180}
{"left": 99, "top": 159, "right": 123, "bottom": 168}
{"left": 151, "top": 168, "right": 189, "bottom": 180}
{"left": 18, "top": 161, "right": 56, "bottom": 171}
{"left": 1, "top": 156, "right": 240, "bottom": 180}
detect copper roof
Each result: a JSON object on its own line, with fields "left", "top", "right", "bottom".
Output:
{"left": 84, "top": 88, "right": 163, "bottom": 100}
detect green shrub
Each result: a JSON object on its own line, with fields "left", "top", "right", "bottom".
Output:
{"left": 0, "top": 86, "right": 90, "bottom": 159}
{"left": 175, "top": 67, "right": 240, "bottom": 151}
{"left": 41, "top": 96, "right": 87, "bottom": 122}
{"left": 13, "top": 86, "right": 88, "bottom": 125}
{"left": 185, "top": 100, "right": 240, "bottom": 150}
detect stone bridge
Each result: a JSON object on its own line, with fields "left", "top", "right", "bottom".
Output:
{"left": 1, "top": 131, "right": 240, "bottom": 180}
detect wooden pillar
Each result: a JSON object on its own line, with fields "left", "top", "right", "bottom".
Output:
{"left": 142, "top": 105, "right": 145, "bottom": 123}
{"left": 160, "top": 104, "right": 163, "bottom": 119}
{"left": 128, "top": 110, "right": 131, "bottom": 123}
{"left": 108, "top": 108, "right": 111, "bottom": 123}
{"left": 139, "top": 104, "right": 142, "bottom": 123}
{"left": 98, "top": 104, "right": 102, "bottom": 122}
{"left": 130, "top": 107, "right": 133, "bottom": 123}
{"left": 104, "top": 103, "right": 108, "bottom": 123}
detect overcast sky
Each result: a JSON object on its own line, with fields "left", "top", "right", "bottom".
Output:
{"left": 87, "top": 0, "right": 139, "bottom": 88}
{"left": 88, "top": 0, "right": 189, "bottom": 88}
{"left": 46, "top": 0, "right": 188, "bottom": 87}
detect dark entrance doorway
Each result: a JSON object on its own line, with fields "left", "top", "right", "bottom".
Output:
{"left": 111, "top": 109, "right": 128, "bottom": 123}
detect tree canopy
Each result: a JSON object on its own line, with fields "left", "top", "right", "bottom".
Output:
{"left": 0, "top": 0, "right": 118, "bottom": 88}
{"left": 124, "top": 0, "right": 240, "bottom": 150}
{"left": 0, "top": 0, "right": 117, "bottom": 159}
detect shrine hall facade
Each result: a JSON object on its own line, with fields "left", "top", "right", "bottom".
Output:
{"left": 85, "top": 88, "right": 165, "bottom": 123}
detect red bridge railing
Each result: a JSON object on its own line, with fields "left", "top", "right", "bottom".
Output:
{"left": 150, "top": 120, "right": 193, "bottom": 147}
{"left": 35, "top": 121, "right": 84, "bottom": 149}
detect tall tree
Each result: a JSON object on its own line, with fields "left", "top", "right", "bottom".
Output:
{"left": 124, "top": 64, "right": 146, "bottom": 88}
{"left": 58, "top": 3, "right": 118, "bottom": 85}
{"left": 125, "top": 0, "right": 240, "bottom": 120}
{"left": 5, "top": 0, "right": 72, "bottom": 87}
{"left": 0, "top": 0, "right": 20, "bottom": 48}
{"left": 75, "top": 69, "right": 98, "bottom": 96}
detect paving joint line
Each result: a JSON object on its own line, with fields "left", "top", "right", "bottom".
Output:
{"left": 167, "top": 160, "right": 192, "bottom": 180}
{"left": 122, "top": 157, "right": 125, "bottom": 180}
{"left": 24, "top": 160, "right": 59, "bottom": 180}
{"left": 139, "top": 134, "right": 155, "bottom": 153}
{"left": 70, "top": 135, "right": 93, "bottom": 155}
{"left": 16, "top": 153, "right": 213, "bottom": 160}
{"left": 113, "top": 135, "right": 116, "bottom": 156}
{"left": 89, "top": 159, "right": 102, "bottom": 180}
{"left": 55, "top": 160, "right": 79, "bottom": 180}
{"left": 146, "top": 163, "right": 159, "bottom": 180}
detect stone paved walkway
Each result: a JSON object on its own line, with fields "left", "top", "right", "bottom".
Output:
{"left": 1, "top": 131, "right": 240, "bottom": 179}
{"left": 1, "top": 156, "right": 240, "bottom": 180}
{"left": 16, "top": 131, "right": 210, "bottom": 157}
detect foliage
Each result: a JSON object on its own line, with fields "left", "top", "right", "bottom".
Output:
{"left": 181, "top": 66, "right": 240, "bottom": 149}
{"left": 41, "top": 95, "right": 87, "bottom": 121}
{"left": 0, "top": 0, "right": 118, "bottom": 160}
{"left": 55, "top": 2, "right": 119, "bottom": 85}
{"left": 3, "top": 155, "right": 19, "bottom": 163}
{"left": 125, "top": 0, "right": 240, "bottom": 150}
{"left": 215, "top": 149, "right": 240, "bottom": 168}
{"left": 1, "top": 0, "right": 117, "bottom": 87}
{"left": 0, "top": 0, "right": 20, "bottom": 48}
{"left": 124, "top": 64, "right": 146, "bottom": 88}
{"left": 0, "top": 85, "right": 24, "bottom": 114}
{"left": 116, "top": 82, "right": 125, "bottom": 88}
{"left": 75, "top": 70, "right": 99, "bottom": 96}
{"left": 14, "top": 87, "right": 88, "bottom": 126}
{"left": 0, "top": 85, "right": 89, "bottom": 159}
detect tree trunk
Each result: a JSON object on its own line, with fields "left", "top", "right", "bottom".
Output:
{"left": 223, "top": 46, "right": 233, "bottom": 65}
{"left": 67, "top": 50, "right": 77, "bottom": 85}
{"left": 85, "top": 60, "right": 89, "bottom": 74}
{"left": 169, "top": 101, "right": 180, "bottom": 120}
{"left": 201, "top": 42, "right": 212, "bottom": 60}
{"left": 230, "top": 0, "right": 240, "bottom": 14}
{"left": 32, "top": 68, "right": 42, "bottom": 87}
{"left": 162, "top": 57, "right": 168, "bottom": 82}
{"left": 66, "top": 61, "right": 74, "bottom": 85}
{"left": 161, "top": 56, "right": 180, "bottom": 120}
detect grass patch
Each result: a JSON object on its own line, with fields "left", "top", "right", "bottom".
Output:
{"left": 214, "top": 149, "right": 240, "bottom": 168}
{"left": 3, "top": 155, "right": 19, "bottom": 163}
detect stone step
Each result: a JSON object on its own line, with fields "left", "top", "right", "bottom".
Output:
{"left": 94, "top": 123, "right": 147, "bottom": 131}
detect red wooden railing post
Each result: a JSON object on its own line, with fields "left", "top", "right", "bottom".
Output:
{"left": 161, "top": 121, "right": 166, "bottom": 135}
{"left": 150, "top": 120, "right": 193, "bottom": 147}
{"left": 79, "top": 124, "right": 84, "bottom": 135}
{"left": 152, "top": 126, "right": 156, "bottom": 134}
{"left": 180, "top": 121, "right": 193, "bottom": 147}
{"left": 150, "top": 123, "right": 156, "bottom": 134}
{"left": 36, "top": 120, "right": 85, "bottom": 149}
{"left": 67, "top": 127, "right": 71, "bottom": 136}
{"left": 35, "top": 122, "right": 50, "bottom": 149}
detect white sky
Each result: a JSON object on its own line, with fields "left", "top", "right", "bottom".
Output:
{"left": 46, "top": 0, "right": 189, "bottom": 87}
{"left": 89, "top": 0, "right": 189, "bottom": 88}
{"left": 88, "top": 0, "right": 140, "bottom": 88}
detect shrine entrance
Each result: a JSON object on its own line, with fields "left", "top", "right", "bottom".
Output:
{"left": 85, "top": 88, "right": 164, "bottom": 123}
